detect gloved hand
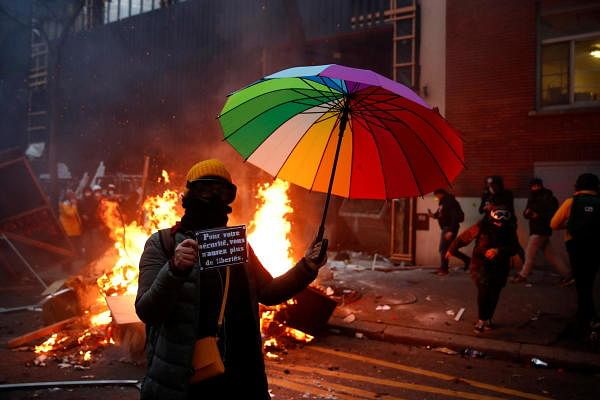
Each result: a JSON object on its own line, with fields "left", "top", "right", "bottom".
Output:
{"left": 305, "top": 238, "right": 328, "bottom": 270}
{"left": 171, "top": 239, "right": 198, "bottom": 273}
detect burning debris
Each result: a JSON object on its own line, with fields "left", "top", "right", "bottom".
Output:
{"left": 14, "top": 174, "right": 325, "bottom": 367}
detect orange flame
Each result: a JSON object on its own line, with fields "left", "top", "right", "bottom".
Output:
{"left": 248, "top": 179, "right": 294, "bottom": 278}
{"left": 248, "top": 179, "right": 314, "bottom": 346}
{"left": 96, "top": 189, "right": 180, "bottom": 298}
{"left": 34, "top": 174, "right": 313, "bottom": 361}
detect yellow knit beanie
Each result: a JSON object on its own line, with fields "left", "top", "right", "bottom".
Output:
{"left": 185, "top": 159, "right": 232, "bottom": 185}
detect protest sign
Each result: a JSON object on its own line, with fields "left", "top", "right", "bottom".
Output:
{"left": 195, "top": 225, "right": 247, "bottom": 271}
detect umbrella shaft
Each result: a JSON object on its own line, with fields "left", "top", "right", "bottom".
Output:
{"left": 317, "top": 105, "right": 349, "bottom": 241}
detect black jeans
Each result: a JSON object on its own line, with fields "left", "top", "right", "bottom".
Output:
{"left": 477, "top": 281, "right": 503, "bottom": 320}
{"left": 439, "top": 229, "right": 470, "bottom": 271}
{"left": 476, "top": 264, "right": 509, "bottom": 321}
{"left": 566, "top": 239, "right": 600, "bottom": 325}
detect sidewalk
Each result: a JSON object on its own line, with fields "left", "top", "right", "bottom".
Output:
{"left": 319, "top": 258, "right": 600, "bottom": 370}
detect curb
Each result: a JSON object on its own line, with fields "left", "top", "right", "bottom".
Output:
{"left": 328, "top": 316, "right": 600, "bottom": 370}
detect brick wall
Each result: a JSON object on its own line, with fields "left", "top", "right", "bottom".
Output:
{"left": 446, "top": 0, "right": 600, "bottom": 197}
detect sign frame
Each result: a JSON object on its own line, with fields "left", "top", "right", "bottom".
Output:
{"left": 195, "top": 225, "right": 248, "bottom": 271}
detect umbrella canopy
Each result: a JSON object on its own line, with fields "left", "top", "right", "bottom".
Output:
{"left": 218, "top": 64, "right": 464, "bottom": 200}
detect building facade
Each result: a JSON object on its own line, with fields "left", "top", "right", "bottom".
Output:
{"left": 416, "top": 0, "right": 600, "bottom": 266}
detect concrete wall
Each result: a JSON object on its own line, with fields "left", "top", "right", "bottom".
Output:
{"left": 418, "top": 0, "right": 447, "bottom": 115}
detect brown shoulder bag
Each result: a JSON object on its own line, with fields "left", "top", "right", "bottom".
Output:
{"left": 189, "top": 266, "right": 230, "bottom": 384}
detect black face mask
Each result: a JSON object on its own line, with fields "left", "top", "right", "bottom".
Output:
{"left": 180, "top": 194, "right": 232, "bottom": 231}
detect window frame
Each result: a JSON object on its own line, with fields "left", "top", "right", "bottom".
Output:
{"left": 536, "top": 3, "right": 600, "bottom": 112}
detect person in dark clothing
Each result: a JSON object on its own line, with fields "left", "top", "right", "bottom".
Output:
{"left": 79, "top": 186, "right": 101, "bottom": 260}
{"left": 136, "top": 159, "right": 327, "bottom": 400}
{"left": 512, "top": 178, "right": 572, "bottom": 284}
{"left": 479, "top": 176, "right": 515, "bottom": 215}
{"left": 447, "top": 205, "right": 519, "bottom": 333}
{"left": 478, "top": 175, "right": 525, "bottom": 263}
{"left": 428, "top": 189, "right": 470, "bottom": 275}
{"left": 551, "top": 173, "right": 600, "bottom": 337}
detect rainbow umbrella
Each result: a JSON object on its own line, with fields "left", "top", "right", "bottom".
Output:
{"left": 218, "top": 64, "right": 464, "bottom": 240}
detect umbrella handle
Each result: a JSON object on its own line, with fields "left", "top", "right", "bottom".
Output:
{"left": 315, "top": 103, "right": 349, "bottom": 244}
{"left": 307, "top": 102, "right": 349, "bottom": 265}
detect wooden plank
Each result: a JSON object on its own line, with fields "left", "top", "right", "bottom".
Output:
{"left": 105, "top": 295, "right": 141, "bottom": 325}
{"left": 7, "top": 316, "right": 79, "bottom": 348}
{"left": 3, "top": 232, "right": 74, "bottom": 257}
{"left": 40, "top": 279, "right": 66, "bottom": 297}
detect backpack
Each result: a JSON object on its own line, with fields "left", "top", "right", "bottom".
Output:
{"left": 158, "top": 228, "right": 176, "bottom": 258}
{"left": 144, "top": 229, "right": 176, "bottom": 350}
{"left": 567, "top": 194, "right": 600, "bottom": 240}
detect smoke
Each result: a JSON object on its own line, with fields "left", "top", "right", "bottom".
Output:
{"left": 50, "top": 0, "right": 388, "bottom": 251}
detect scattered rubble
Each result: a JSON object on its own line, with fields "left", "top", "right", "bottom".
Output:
{"left": 531, "top": 358, "right": 549, "bottom": 368}
{"left": 454, "top": 308, "right": 466, "bottom": 321}
{"left": 343, "top": 314, "right": 356, "bottom": 323}
{"left": 432, "top": 347, "right": 459, "bottom": 355}
{"left": 462, "top": 348, "right": 485, "bottom": 358}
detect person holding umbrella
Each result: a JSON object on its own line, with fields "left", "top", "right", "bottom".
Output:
{"left": 136, "top": 159, "right": 327, "bottom": 400}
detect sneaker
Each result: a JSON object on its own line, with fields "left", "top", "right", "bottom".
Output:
{"left": 462, "top": 259, "right": 471, "bottom": 272}
{"left": 474, "top": 320, "right": 485, "bottom": 334}
{"left": 559, "top": 277, "right": 575, "bottom": 287}
{"left": 483, "top": 320, "right": 494, "bottom": 331}
{"left": 510, "top": 274, "right": 527, "bottom": 284}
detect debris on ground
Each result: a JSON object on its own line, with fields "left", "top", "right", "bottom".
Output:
{"left": 446, "top": 310, "right": 455, "bottom": 316}
{"left": 355, "top": 332, "right": 364, "bottom": 339}
{"left": 531, "top": 358, "right": 549, "bottom": 368}
{"left": 343, "top": 314, "right": 356, "bottom": 323}
{"left": 432, "top": 347, "right": 459, "bottom": 355}
{"left": 454, "top": 308, "right": 465, "bottom": 321}
{"left": 376, "top": 305, "right": 391, "bottom": 311}
{"left": 462, "top": 348, "right": 485, "bottom": 358}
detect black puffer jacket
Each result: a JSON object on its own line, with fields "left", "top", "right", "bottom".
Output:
{"left": 135, "top": 231, "right": 317, "bottom": 400}
{"left": 524, "top": 188, "right": 558, "bottom": 236}
{"left": 432, "top": 194, "right": 463, "bottom": 232}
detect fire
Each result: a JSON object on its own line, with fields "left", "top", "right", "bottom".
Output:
{"left": 32, "top": 174, "right": 313, "bottom": 365}
{"left": 96, "top": 189, "right": 180, "bottom": 297}
{"left": 248, "top": 179, "right": 294, "bottom": 277}
{"left": 34, "top": 334, "right": 69, "bottom": 354}
{"left": 248, "top": 179, "right": 314, "bottom": 351}
{"left": 157, "top": 169, "right": 171, "bottom": 184}
{"left": 90, "top": 310, "right": 112, "bottom": 326}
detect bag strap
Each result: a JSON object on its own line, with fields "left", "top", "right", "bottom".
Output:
{"left": 159, "top": 228, "right": 230, "bottom": 329}
{"left": 158, "top": 228, "right": 176, "bottom": 258}
{"left": 217, "top": 267, "right": 230, "bottom": 328}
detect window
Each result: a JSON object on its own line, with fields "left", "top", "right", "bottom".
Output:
{"left": 538, "top": 5, "right": 600, "bottom": 109}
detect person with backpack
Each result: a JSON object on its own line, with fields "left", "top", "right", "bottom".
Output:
{"left": 428, "top": 188, "right": 470, "bottom": 275}
{"left": 135, "top": 159, "right": 327, "bottom": 400}
{"left": 551, "top": 173, "right": 600, "bottom": 335}
{"left": 446, "top": 205, "right": 520, "bottom": 333}
{"left": 511, "top": 178, "right": 573, "bottom": 285}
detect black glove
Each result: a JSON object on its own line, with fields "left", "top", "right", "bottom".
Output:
{"left": 304, "top": 238, "right": 328, "bottom": 270}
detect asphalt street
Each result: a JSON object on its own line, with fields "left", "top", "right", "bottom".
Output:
{"left": 1, "top": 332, "right": 598, "bottom": 399}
